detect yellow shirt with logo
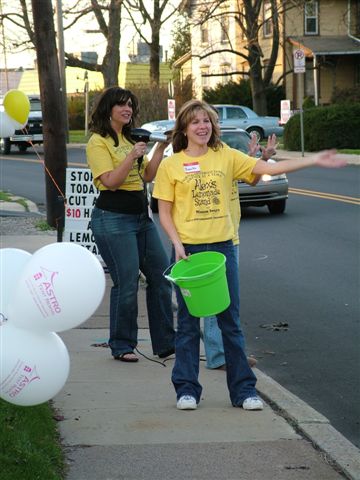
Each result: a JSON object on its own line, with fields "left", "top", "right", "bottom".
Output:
{"left": 86, "top": 133, "right": 148, "bottom": 191}
{"left": 153, "top": 146, "right": 257, "bottom": 244}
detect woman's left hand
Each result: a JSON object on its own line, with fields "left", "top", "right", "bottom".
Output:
{"left": 314, "top": 150, "right": 348, "bottom": 168}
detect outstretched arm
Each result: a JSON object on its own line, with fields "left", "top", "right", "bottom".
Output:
{"left": 252, "top": 149, "right": 347, "bottom": 176}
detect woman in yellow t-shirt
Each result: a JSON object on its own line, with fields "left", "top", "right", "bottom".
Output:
{"left": 86, "top": 87, "right": 175, "bottom": 363}
{"left": 153, "top": 99, "right": 346, "bottom": 411}
{"left": 202, "top": 133, "right": 277, "bottom": 371}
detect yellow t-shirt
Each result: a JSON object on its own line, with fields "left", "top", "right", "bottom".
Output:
{"left": 153, "top": 146, "right": 258, "bottom": 244}
{"left": 86, "top": 133, "right": 148, "bottom": 191}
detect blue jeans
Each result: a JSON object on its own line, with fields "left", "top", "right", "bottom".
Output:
{"left": 91, "top": 207, "right": 175, "bottom": 357}
{"left": 171, "top": 241, "right": 257, "bottom": 406}
{"left": 203, "top": 245, "right": 244, "bottom": 368}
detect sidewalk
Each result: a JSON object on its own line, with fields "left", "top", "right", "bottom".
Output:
{"left": 1, "top": 229, "right": 359, "bottom": 480}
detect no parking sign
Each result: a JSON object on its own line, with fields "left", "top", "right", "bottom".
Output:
{"left": 293, "top": 49, "right": 305, "bottom": 73}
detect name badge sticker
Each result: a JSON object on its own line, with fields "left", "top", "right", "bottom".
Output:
{"left": 183, "top": 162, "right": 200, "bottom": 173}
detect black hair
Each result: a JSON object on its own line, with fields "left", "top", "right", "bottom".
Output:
{"left": 89, "top": 86, "right": 139, "bottom": 146}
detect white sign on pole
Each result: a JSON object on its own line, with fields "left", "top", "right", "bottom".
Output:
{"left": 293, "top": 49, "right": 306, "bottom": 73}
{"left": 280, "top": 99, "right": 292, "bottom": 125}
{"left": 64, "top": 168, "right": 101, "bottom": 259}
{"left": 168, "top": 99, "right": 176, "bottom": 120}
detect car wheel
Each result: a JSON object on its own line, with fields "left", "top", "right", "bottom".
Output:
{"left": 268, "top": 199, "right": 286, "bottom": 215}
{"left": 18, "top": 144, "right": 28, "bottom": 152}
{"left": 1, "top": 138, "right": 11, "bottom": 154}
{"left": 150, "top": 196, "right": 159, "bottom": 213}
{"left": 246, "top": 127, "right": 263, "bottom": 142}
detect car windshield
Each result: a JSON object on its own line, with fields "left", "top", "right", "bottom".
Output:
{"left": 221, "top": 131, "right": 250, "bottom": 154}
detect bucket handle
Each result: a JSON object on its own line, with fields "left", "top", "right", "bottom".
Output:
{"left": 163, "top": 262, "right": 177, "bottom": 284}
{"left": 163, "top": 261, "right": 192, "bottom": 285}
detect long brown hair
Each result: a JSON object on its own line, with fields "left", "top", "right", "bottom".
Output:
{"left": 172, "top": 99, "right": 222, "bottom": 153}
{"left": 89, "top": 87, "right": 139, "bottom": 146}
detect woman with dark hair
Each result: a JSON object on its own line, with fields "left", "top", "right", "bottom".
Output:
{"left": 153, "top": 99, "right": 346, "bottom": 410}
{"left": 86, "top": 87, "right": 175, "bottom": 362}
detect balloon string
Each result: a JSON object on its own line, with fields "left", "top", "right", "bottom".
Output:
{"left": 21, "top": 126, "right": 67, "bottom": 205}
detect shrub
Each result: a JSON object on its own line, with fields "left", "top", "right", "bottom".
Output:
{"left": 331, "top": 87, "right": 360, "bottom": 105}
{"left": 203, "top": 79, "right": 253, "bottom": 107}
{"left": 303, "top": 96, "right": 315, "bottom": 109}
{"left": 283, "top": 103, "right": 360, "bottom": 151}
{"left": 265, "top": 84, "right": 285, "bottom": 117}
{"left": 67, "top": 95, "right": 85, "bottom": 130}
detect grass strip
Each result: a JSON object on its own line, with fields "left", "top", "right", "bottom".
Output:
{"left": 0, "top": 399, "right": 65, "bottom": 480}
{"left": 68, "top": 130, "right": 90, "bottom": 143}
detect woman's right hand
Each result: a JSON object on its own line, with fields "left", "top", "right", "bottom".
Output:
{"left": 131, "top": 141, "right": 147, "bottom": 160}
{"left": 174, "top": 243, "right": 189, "bottom": 262}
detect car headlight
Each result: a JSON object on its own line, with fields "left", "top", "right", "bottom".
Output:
{"left": 261, "top": 173, "right": 287, "bottom": 182}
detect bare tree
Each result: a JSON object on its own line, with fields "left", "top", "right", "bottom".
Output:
{"left": 64, "top": 0, "right": 123, "bottom": 87}
{"left": 190, "top": 0, "right": 302, "bottom": 115}
{"left": 1, "top": 0, "right": 124, "bottom": 88}
{"left": 124, "top": 0, "right": 179, "bottom": 86}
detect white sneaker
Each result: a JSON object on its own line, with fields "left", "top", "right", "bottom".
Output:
{"left": 242, "top": 396, "right": 264, "bottom": 411}
{"left": 177, "top": 395, "right": 197, "bottom": 410}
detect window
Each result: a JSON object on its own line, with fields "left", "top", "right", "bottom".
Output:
{"left": 263, "top": 1, "right": 273, "bottom": 37}
{"left": 227, "top": 107, "right": 246, "bottom": 120}
{"left": 220, "top": 65, "right": 230, "bottom": 84}
{"left": 220, "top": 15, "right": 229, "bottom": 43}
{"left": 304, "top": 1, "right": 318, "bottom": 35}
{"left": 201, "top": 22, "right": 209, "bottom": 44}
{"left": 201, "top": 67, "right": 209, "bottom": 89}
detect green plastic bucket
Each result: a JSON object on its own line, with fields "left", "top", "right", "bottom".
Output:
{"left": 164, "top": 251, "right": 230, "bottom": 317}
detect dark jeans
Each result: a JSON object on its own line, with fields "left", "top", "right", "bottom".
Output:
{"left": 91, "top": 207, "right": 175, "bottom": 356}
{"left": 171, "top": 240, "right": 257, "bottom": 406}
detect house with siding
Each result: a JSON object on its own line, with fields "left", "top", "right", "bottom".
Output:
{"left": 0, "top": 63, "right": 172, "bottom": 96}
{"left": 180, "top": 0, "right": 360, "bottom": 110}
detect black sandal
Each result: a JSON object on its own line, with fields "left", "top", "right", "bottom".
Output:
{"left": 114, "top": 352, "right": 139, "bottom": 362}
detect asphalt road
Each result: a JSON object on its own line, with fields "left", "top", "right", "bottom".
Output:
{"left": 1, "top": 147, "right": 359, "bottom": 448}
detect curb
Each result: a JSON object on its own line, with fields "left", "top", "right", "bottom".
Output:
{"left": 0, "top": 196, "right": 40, "bottom": 215}
{"left": 256, "top": 369, "right": 360, "bottom": 480}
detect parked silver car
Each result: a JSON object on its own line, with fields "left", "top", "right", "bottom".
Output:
{"left": 142, "top": 104, "right": 283, "bottom": 143}
{"left": 146, "top": 127, "right": 288, "bottom": 215}
{"left": 214, "top": 104, "right": 283, "bottom": 142}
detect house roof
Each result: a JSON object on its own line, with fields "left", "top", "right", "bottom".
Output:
{"left": 288, "top": 36, "right": 360, "bottom": 56}
{"left": 172, "top": 52, "right": 191, "bottom": 68}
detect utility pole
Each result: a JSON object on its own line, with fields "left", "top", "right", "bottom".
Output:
{"left": 55, "top": 0, "right": 69, "bottom": 142}
{"left": 31, "top": 0, "right": 67, "bottom": 239}
{"left": 84, "top": 71, "right": 89, "bottom": 136}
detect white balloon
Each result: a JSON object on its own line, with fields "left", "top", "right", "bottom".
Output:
{"left": 0, "top": 249, "right": 32, "bottom": 321}
{"left": 10, "top": 117, "right": 28, "bottom": 129}
{"left": 0, "top": 110, "right": 17, "bottom": 138}
{"left": 0, "top": 322, "right": 70, "bottom": 406}
{"left": 8, "top": 242, "right": 106, "bottom": 332}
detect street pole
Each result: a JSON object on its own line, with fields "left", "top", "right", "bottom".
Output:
{"left": 84, "top": 71, "right": 89, "bottom": 136}
{"left": 294, "top": 48, "right": 306, "bottom": 157}
{"left": 55, "top": 0, "right": 69, "bottom": 143}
